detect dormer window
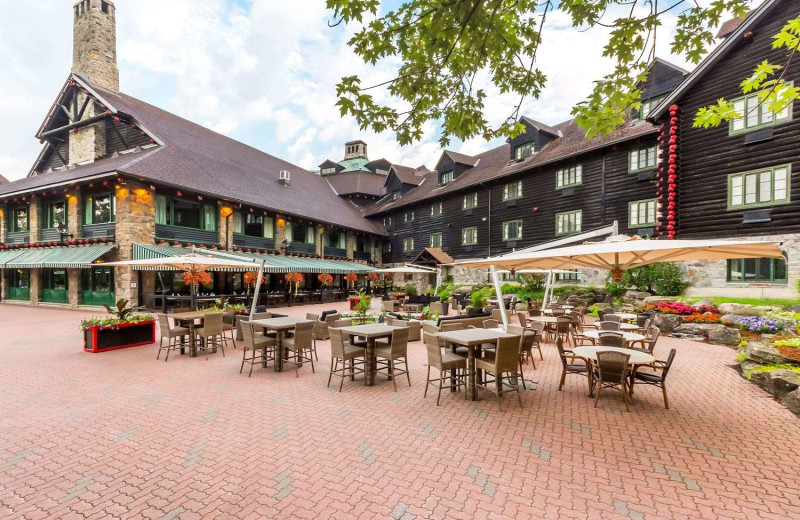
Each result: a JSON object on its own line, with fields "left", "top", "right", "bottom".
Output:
{"left": 638, "top": 95, "right": 665, "bottom": 120}
{"left": 514, "top": 142, "right": 534, "bottom": 160}
{"left": 392, "top": 190, "right": 401, "bottom": 200}
{"left": 320, "top": 167, "right": 336, "bottom": 174}
{"left": 439, "top": 171, "right": 453, "bottom": 185}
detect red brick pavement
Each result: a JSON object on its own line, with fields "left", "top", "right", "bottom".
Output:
{"left": 0, "top": 302, "right": 799, "bottom": 519}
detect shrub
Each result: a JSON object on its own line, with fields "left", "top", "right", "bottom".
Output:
{"left": 471, "top": 291, "right": 488, "bottom": 309}
{"left": 774, "top": 338, "right": 800, "bottom": 349}
{"left": 405, "top": 284, "right": 417, "bottom": 296}
{"left": 646, "top": 301, "right": 719, "bottom": 316}
{"left": 607, "top": 262, "right": 688, "bottom": 296}
{"left": 516, "top": 273, "right": 545, "bottom": 293}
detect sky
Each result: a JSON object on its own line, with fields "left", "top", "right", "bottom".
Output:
{"left": 0, "top": 0, "right": 744, "bottom": 182}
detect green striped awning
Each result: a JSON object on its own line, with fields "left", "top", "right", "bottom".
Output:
{"left": 133, "top": 244, "right": 376, "bottom": 274}
{"left": 5, "top": 244, "right": 118, "bottom": 269}
{"left": 0, "top": 250, "right": 25, "bottom": 267}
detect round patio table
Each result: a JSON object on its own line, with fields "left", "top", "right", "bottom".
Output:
{"left": 573, "top": 346, "right": 655, "bottom": 398}
{"left": 609, "top": 312, "right": 639, "bottom": 322}
{"left": 583, "top": 330, "right": 645, "bottom": 344}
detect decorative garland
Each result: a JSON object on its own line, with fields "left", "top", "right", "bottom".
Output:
{"left": 655, "top": 104, "right": 681, "bottom": 240}
{"left": 0, "top": 236, "right": 113, "bottom": 250}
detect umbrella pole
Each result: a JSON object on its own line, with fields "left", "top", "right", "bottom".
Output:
{"left": 249, "top": 260, "right": 265, "bottom": 319}
{"left": 158, "top": 272, "right": 167, "bottom": 313}
{"left": 190, "top": 281, "right": 196, "bottom": 312}
{"left": 489, "top": 265, "right": 508, "bottom": 331}
{"left": 542, "top": 270, "right": 553, "bottom": 311}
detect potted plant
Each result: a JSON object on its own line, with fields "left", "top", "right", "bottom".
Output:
{"left": 469, "top": 291, "right": 488, "bottom": 313}
{"left": 436, "top": 288, "right": 452, "bottom": 315}
{"left": 318, "top": 272, "right": 333, "bottom": 302}
{"left": 285, "top": 271, "right": 304, "bottom": 295}
{"left": 81, "top": 299, "right": 155, "bottom": 353}
{"left": 353, "top": 292, "right": 373, "bottom": 324}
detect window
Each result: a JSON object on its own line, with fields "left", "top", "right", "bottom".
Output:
{"left": 556, "top": 165, "right": 582, "bottom": 189}
{"left": 326, "top": 231, "right": 346, "bottom": 250}
{"left": 730, "top": 85, "right": 793, "bottom": 134}
{"left": 439, "top": 171, "right": 453, "bottom": 184}
{"left": 628, "top": 199, "right": 658, "bottom": 228}
{"left": 286, "top": 222, "right": 315, "bottom": 244}
{"left": 502, "top": 220, "right": 523, "bottom": 241}
{"left": 45, "top": 201, "right": 67, "bottom": 229}
{"left": 242, "top": 213, "right": 273, "bottom": 238}
{"left": 431, "top": 202, "right": 443, "bottom": 218}
{"left": 638, "top": 95, "right": 665, "bottom": 120}
{"left": 502, "top": 180, "right": 523, "bottom": 201}
{"left": 429, "top": 232, "right": 442, "bottom": 248}
{"left": 83, "top": 193, "right": 114, "bottom": 225}
{"left": 392, "top": 190, "right": 401, "bottom": 200}
{"left": 555, "top": 270, "right": 580, "bottom": 282}
{"left": 403, "top": 237, "right": 414, "bottom": 252}
{"left": 375, "top": 168, "right": 389, "bottom": 175}
{"left": 8, "top": 206, "right": 29, "bottom": 233}
{"left": 355, "top": 237, "right": 371, "bottom": 254}
{"left": 320, "top": 167, "right": 336, "bottom": 174}
{"left": 727, "top": 257, "right": 787, "bottom": 284}
{"left": 556, "top": 210, "right": 582, "bottom": 236}
{"left": 628, "top": 146, "right": 657, "bottom": 173}
{"left": 463, "top": 192, "right": 478, "bottom": 210}
{"left": 461, "top": 226, "right": 477, "bottom": 245}
{"left": 156, "top": 196, "right": 215, "bottom": 231}
{"left": 729, "top": 165, "right": 791, "bottom": 210}
{"left": 383, "top": 217, "right": 392, "bottom": 228}
{"left": 404, "top": 211, "right": 415, "bottom": 223}
{"left": 514, "top": 142, "right": 534, "bottom": 160}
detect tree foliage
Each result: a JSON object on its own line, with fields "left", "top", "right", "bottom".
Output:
{"left": 327, "top": 0, "right": 776, "bottom": 145}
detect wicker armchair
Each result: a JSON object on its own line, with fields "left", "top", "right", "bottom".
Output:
{"left": 594, "top": 350, "right": 631, "bottom": 411}
{"left": 429, "top": 301, "right": 443, "bottom": 315}
{"left": 385, "top": 316, "right": 421, "bottom": 341}
{"left": 506, "top": 325, "right": 531, "bottom": 385}
{"left": 604, "top": 314, "right": 622, "bottom": 323}
{"left": 528, "top": 308, "right": 542, "bottom": 317}
{"left": 240, "top": 322, "right": 277, "bottom": 377}
{"left": 571, "top": 329, "right": 595, "bottom": 347}
{"left": 423, "top": 332, "right": 466, "bottom": 405}
{"left": 312, "top": 313, "right": 341, "bottom": 341}
{"left": 375, "top": 326, "right": 411, "bottom": 391}
{"left": 327, "top": 328, "right": 365, "bottom": 391}
{"left": 382, "top": 300, "right": 399, "bottom": 313}
{"left": 221, "top": 308, "right": 237, "bottom": 349}
{"left": 597, "top": 321, "right": 621, "bottom": 331}
{"left": 555, "top": 316, "right": 572, "bottom": 346}
{"left": 598, "top": 332, "right": 626, "bottom": 348}
{"left": 527, "top": 321, "right": 545, "bottom": 361}
{"left": 631, "top": 326, "right": 660, "bottom": 353}
{"left": 556, "top": 338, "right": 590, "bottom": 391}
{"left": 283, "top": 321, "right": 316, "bottom": 377}
{"left": 195, "top": 313, "right": 225, "bottom": 357}
{"left": 156, "top": 314, "right": 189, "bottom": 362}
{"left": 483, "top": 319, "right": 500, "bottom": 329}
{"left": 630, "top": 348, "right": 676, "bottom": 408}
{"left": 475, "top": 335, "right": 523, "bottom": 410}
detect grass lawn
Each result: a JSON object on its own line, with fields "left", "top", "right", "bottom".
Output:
{"left": 682, "top": 296, "right": 800, "bottom": 308}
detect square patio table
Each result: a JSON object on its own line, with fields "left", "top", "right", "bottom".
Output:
{"left": 250, "top": 317, "right": 311, "bottom": 372}
{"left": 172, "top": 310, "right": 223, "bottom": 357}
{"left": 436, "top": 328, "right": 515, "bottom": 401}
{"left": 337, "top": 324, "right": 402, "bottom": 386}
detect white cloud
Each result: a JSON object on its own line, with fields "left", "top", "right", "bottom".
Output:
{"left": 0, "top": 0, "right": 756, "bottom": 182}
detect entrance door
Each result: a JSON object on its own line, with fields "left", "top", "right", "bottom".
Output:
{"left": 42, "top": 269, "right": 68, "bottom": 303}
{"left": 8, "top": 269, "right": 30, "bottom": 301}
{"left": 82, "top": 267, "right": 115, "bottom": 306}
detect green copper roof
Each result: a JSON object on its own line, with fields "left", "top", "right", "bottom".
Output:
{"left": 337, "top": 157, "right": 371, "bottom": 172}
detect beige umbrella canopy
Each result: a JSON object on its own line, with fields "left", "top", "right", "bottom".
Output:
{"left": 375, "top": 265, "right": 437, "bottom": 274}
{"left": 458, "top": 236, "right": 784, "bottom": 278}
{"left": 98, "top": 253, "right": 266, "bottom": 270}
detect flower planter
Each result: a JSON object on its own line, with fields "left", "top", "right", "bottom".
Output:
{"left": 84, "top": 321, "right": 156, "bottom": 353}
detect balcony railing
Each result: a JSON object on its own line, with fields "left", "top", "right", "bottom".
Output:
{"left": 287, "top": 242, "right": 316, "bottom": 255}
{"left": 5, "top": 231, "right": 29, "bottom": 245}
{"left": 233, "top": 234, "right": 275, "bottom": 251}
{"left": 353, "top": 250, "right": 371, "bottom": 262}
{"left": 82, "top": 223, "right": 115, "bottom": 240}
{"left": 324, "top": 247, "right": 347, "bottom": 258}
{"left": 155, "top": 224, "right": 217, "bottom": 245}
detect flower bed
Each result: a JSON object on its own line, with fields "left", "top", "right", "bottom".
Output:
{"left": 774, "top": 338, "right": 800, "bottom": 362}
{"left": 81, "top": 315, "right": 156, "bottom": 353}
{"left": 683, "top": 312, "right": 722, "bottom": 324}
{"left": 646, "top": 301, "right": 719, "bottom": 315}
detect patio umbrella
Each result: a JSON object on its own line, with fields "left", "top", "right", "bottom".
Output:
{"left": 99, "top": 253, "right": 271, "bottom": 314}
{"left": 457, "top": 236, "right": 784, "bottom": 328}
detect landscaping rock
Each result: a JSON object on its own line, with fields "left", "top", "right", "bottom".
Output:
{"left": 625, "top": 290, "right": 651, "bottom": 300}
{"left": 781, "top": 389, "right": 800, "bottom": 417}
{"left": 644, "top": 295, "right": 675, "bottom": 304}
{"left": 718, "top": 303, "right": 760, "bottom": 316}
{"left": 669, "top": 333, "right": 707, "bottom": 342}
{"left": 745, "top": 342, "right": 794, "bottom": 365}
{"left": 654, "top": 313, "right": 683, "bottom": 333}
{"left": 721, "top": 314, "right": 745, "bottom": 325}
{"left": 768, "top": 370, "right": 800, "bottom": 399}
{"left": 740, "top": 360, "right": 761, "bottom": 372}
{"left": 748, "top": 370, "right": 772, "bottom": 392}
{"left": 694, "top": 298, "right": 716, "bottom": 308}
{"left": 594, "top": 302, "right": 614, "bottom": 311}
{"left": 787, "top": 304, "right": 800, "bottom": 313}
{"left": 673, "top": 323, "right": 716, "bottom": 337}
{"left": 707, "top": 325, "right": 741, "bottom": 346}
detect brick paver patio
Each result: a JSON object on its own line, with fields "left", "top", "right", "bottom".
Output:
{"left": 1, "top": 302, "right": 799, "bottom": 519}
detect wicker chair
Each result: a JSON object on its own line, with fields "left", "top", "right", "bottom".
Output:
{"left": 195, "top": 313, "right": 225, "bottom": 357}
{"left": 630, "top": 348, "right": 676, "bottom": 409}
{"left": 306, "top": 313, "right": 321, "bottom": 361}
{"left": 327, "top": 328, "right": 365, "bottom": 391}
{"left": 571, "top": 329, "right": 595, "bottom": 347}
{"left": 598, "top": 332, "right": 626, "bottom": 348}
{"left": 382, "top": 300, "right": 399, "bottom": 313}
{"left": 221, "top": 308, "right": 237, "bottom": 349}
{"left": 475, "top": 335, "right": 523, "bottom": 410}
{"left": 631, "top": 326, "right": 660, "bottom": 353}
{"left": 636, "top": 313, "right": 654, "bottom": 328}
{"left": 594, "top": 350, "right": 631, "bottom": 411}
{"left": 440, "top": 322, "right": 468, "bottom": 356}
{"left": 527, "top": 321, "right": 545, "bottom": 361}
{"left": 240, "top": 322, "right": 277, "bottom": 377}
{"left": 282, "top": 321, "right": 315, "bottom": 377}
{"left": 597, "top": 321, "right": 621, "bottom": 331}
{"left": 483, "top": 319, "right": 500, "bottom": 329}
{"left": 597, "top": 310, "right": 606, "bottom": 322}
{"left": 555, "top": 316, "right": 572, "bottom": 346}
{"left": 528, "top": 308, "right": 542, "bottom": 317}
{"left": 375, "top": 327, "right": 411, "bottom": 391}
{"left": 314, "top": 313, "right": 341, "bottom": 341}
{"left": 506, "top": 325, "right": 531, "bottom": 385}
{"left": 556, "top": 338, "right": 590, "bottom": 391}
{"left": 156, "top": 314, "right": 189, "bottom": 361}
{"left": 604, "top": 314, "right": 622, "bottom": 323}
{"left": 423, "top": 332, "right": 466, "bottom": 405}
{"left": 429, "top": 302, "right": 443, "bottom": 315}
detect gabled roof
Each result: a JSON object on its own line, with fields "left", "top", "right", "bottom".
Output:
{"left": 326, "top": 171, "right": 385, "bottom": 197}
{"left": 650, "top": 0, "right": 779, "bottom": 120}
{"left": 0, "top": 173, "right": 9, "bottom": 184}
{"left": 366, "top": 117, "right": 657, "bottom": 216}
{"left": 443, "top": 150, "right": 478, "bottom": 167}
{"left": 389, "top": 164, "right": 426, "bottom": 186}
{"left": 717, "top": 15, "right": 748, "bottom": 39}
{"left": 519, "top": 116, "right": 561, "bottom": 137}
{"left": 1, "top": 74, "right": 384, "bottom": 236}
{"left": 413, "top": 247, "right": 454, "bottom": 266}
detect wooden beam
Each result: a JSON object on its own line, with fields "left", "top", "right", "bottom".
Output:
{"left": 40, "top": 112, "right": 110, "bottom": 138}
{"left": 46, "top": 140, "right": 67, "bottom": 166}
{"left": 76, "top": 94, "right": 92, "bottom": 121}
{"left": 109, "top": 120, "right": 129, "bottom": 150}
{"left": 58, "top": 104, "right": 74, "bottom": 122}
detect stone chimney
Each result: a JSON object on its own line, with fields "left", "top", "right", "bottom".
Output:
{"left": 344, "top": 140, "right": 368, "bottom": 160}
{"left": 72, "top": 0, "right": 119, "bottom": 92}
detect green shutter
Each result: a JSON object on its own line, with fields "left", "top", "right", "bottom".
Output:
{"left": 203, "top": 204, "right": 216, "bottom": 231}
{"left": 84, "top": 196, "right": 93, "bottom": 225}
{"left": 155, "top": 195, "right": 167, "bottom": 225}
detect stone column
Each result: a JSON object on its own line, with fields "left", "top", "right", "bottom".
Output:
{"left": 68, "top": 269, "right": 81, "bottom": 308}
{"left": 30, "top": 269, "right": 41, "bottom": 305}
{"left": 113, "top": 181, "right": 156, "bottom": 304}
{"left": 371, "top": 238, "right": 382, "bottom": 265}
{"left": 67, "top": 192, "right": 82, "bottom": 238}
{"left": 275, "top": 215, "right": 287, "bottom": 255}
{"left": 346, "top": 231, "right": 355, "bottom": 260}
{"left": 218, "top": 204, "right": 234, "bottom": 250}
{"left": 0, "top": 202, "right": 7, "bottom": 244}
{"left": 316, "top": 225, "right": 325, "bottom": 257}
{"left": 29, "top": 199, "right": 41, "bottom": 244}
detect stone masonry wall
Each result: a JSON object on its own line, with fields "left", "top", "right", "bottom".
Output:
{"left": 113, "top": 181, "right": 156, "bottom": 304}
{"left": 68, "top": 92, "right": 107, "bottom": 164}
{"left": 72, "top": 0, "right": 119, "bottom": 92}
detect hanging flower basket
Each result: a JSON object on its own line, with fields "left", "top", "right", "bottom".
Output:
{"left": 344, "top": 272, "right": 358, "bottom": 288}
{"left": 182, "top": 269, "right": 212, "bottom": 287}
{"left": 318, "top": 273, "right": 333, "bottom": 286}
{"left": 285, "top": 272, "right": 304, "bottom": 294}
{"left": 367, "top": 272, "right": 379, "bottom": 283}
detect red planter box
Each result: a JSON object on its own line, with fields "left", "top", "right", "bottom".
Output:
{"left": 84, "top": 321, "right": 156, "bottom": 353}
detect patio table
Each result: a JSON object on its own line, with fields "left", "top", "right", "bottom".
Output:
{"left": 250, "top": 317, "right": 311, "bottom": 372}
{"left": 610, "top": 312, "right": 639, "bottom": 322}
{"left": 573, "top": 346, "right": 655, "bottom": 398}
{"left": 436, "top": 328, "right": 515, "bottom": 401}
{"left": 337, "top": 324, "right": 401, "bottom": 386}
{"left": 582, "top": 330, "right": 645, "bottom": 345}
{"left": 172, "top": 310, "right": 223, "bottom": 357}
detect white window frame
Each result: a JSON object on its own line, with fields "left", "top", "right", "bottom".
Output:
{"left": 555, "top": 210, "right": 582, "bottom": 236}
{"left": 730, "top": 84, "right": 793, "bottom": 135}
{"left": 461, "top": 226, "right": 478, "bottom": 246}
{"left": 502, "top": 220, "right": 523, "bottom": 241}
{"left": 556, "top": 165, "right": 582, "bottom": 189}
{"left": 429, "top": 232, "right": 442, "bottom": 248}
{"left": 514, "top": 142, "right": 534, "bottom": 160}
{"left": 439, "top": 171, "right": 453, "bottom": 184}
{"left": 431, "top": 202, "right": 443, "bottom": 218}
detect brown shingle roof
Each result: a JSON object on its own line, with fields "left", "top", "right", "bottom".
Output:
{"left": 0, "top": 75, "right": 384, "bottom": 236}
{"left": 367, "top": 118, "right": 657, "bottom": 216}
{"left": 0, "top": 173, "right": 9, "bottom": 184}
{"left": 390, "top": 164, "right": 425, "bottom": 186}
{"left": 520, "top": 116, "right": 560, "bottom": 137}
{"left": 716, "top": 15, "right": 747, "bottom": 39}
{"left": 326, "top": 171, "right": 385, "bottom": 196}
